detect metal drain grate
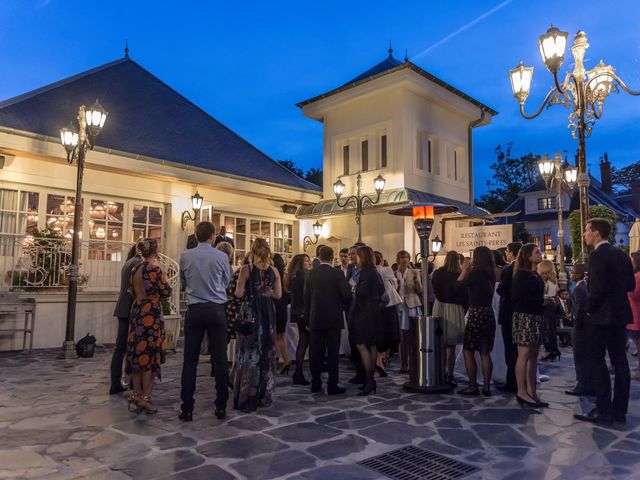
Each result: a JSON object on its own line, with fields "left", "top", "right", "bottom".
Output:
{"left": 359, "top": 445, "right": 479, "bottom": 480}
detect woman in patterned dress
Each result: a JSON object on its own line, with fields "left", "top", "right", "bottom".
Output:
{"left": 233, "top": 238, "right": 282, "bottom": 412}
{"left": 125, "top": 238, "right": 172, "bottom": 414}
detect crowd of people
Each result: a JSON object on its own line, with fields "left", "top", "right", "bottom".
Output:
{"left": 108, "top": 217, "right": 640, "bottom": 426}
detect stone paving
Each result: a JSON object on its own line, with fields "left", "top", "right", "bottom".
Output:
{"left": 1, "top": 346, "right": 639, "bottom": 480}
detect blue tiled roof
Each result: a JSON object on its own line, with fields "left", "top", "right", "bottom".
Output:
{"left": 0, "top": 57, "right": 321, "bottom": 193}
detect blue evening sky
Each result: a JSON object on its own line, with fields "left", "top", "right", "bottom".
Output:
{"left": 2, "top": 1, "right": 639, "bottom": 197}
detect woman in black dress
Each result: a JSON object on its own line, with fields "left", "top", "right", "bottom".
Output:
{"left": 273, "top": 254, "right": 290, "bottom": 374}
{"left": 457, "top": 246, "right": 496, "bottom": 396}
{"left": 285, "top": 253, "right": 312, "bottom": 385}
{"left": 511, "top": 243, "right": 546, "bottom": 408}
{"left": 351, "top": 246, "right": 384, "bottom": 396}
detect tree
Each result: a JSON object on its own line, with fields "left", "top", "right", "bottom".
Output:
{"left": 305, "top": 167, "right": 323, "bottom": 187}
{"left": 568, "top": 204, "right": 617, "bottom": 261}
{"left": 476, "top": 143, "right": 541, "bottom": 213}
{"left": 512, "top": 222, "right": 530, "bottom": 243}
{"left": 278, "top": 160, "right": 304, "bottom": 178}
{"left": 611, "top": 161, "right": 640, "bottom": 192}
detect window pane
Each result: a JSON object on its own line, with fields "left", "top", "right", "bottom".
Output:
{"left": 284, "top": 224, "right": 292, "bottom": 238}
{"left": 148, "top": 207, "right": 162, "bottom": 225}
{"left": 132, "top": 226, "right": 146, "bottom": 242}
{"left": 108, "top": 224, "right": 123, "bottom": 241}
{"left": 234, "top": 250, "right": 245, "bottom": 266}
{"left": 284, "top": 239, "right": 292, "bottom": 253}
{"left": 148, "top": 225, "right": 162, "bottom": 241}
{"left": 343, "top": 145, "right": 350, "bottom": 175}
{"left": 90, "top": 200, "right": 107, "bottom": 221}
{"left": 0, "top": 212, "right": 16, "bottom": 233}
{"left": 275, "top": 223, "right": 284, "bottom": 238}
{"left": 211, "top": 213, "right": 220, "bottom": 229}
{"left": 88, "top": 241, "right": 105, "bottom": 260}
{"left": 107, "top": 202, "right": 124, "bottom": 222}
{"left": 20, "top": 192, "right": 39, "bottom": 213}
{"left": 381, "top": 135, "right": 387, "bottom": 168}
{"left": 0, "top": 189, "right": 18, "bottom": 210}
{"left": 236, "top": 218, "right": 246, "bottom": 234}
{"left": 361, "top": 140, "right": 368, "bottom": 172}
{"left": 133, "top": 205, "right": 147, "bottom": 224}
{"left": 225, "top": 217, "right": 235, "bottom": 233}
{"left": 274, "top": 238, "right": 284, "bottom": 253}
{"left": 251, "top": 220, "right": 260, "bottom": 237}
{"left": 235, "top": 233, "right": 246, "bottom": 250}
{"left": 261, "top": 221, "right": 271, "bottom": 238}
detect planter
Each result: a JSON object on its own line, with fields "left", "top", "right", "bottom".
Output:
{"left": 164, "top": 314, "right": 182, "bottom": 351}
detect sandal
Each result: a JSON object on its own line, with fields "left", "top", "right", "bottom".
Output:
{"left": 127, "top": 392, "right": 141, "bottom": 413}
{"left": 457, "top": 386, "right": 480, "bottom": 396}
{"left": 137, "top": 395, "right": 158, "bottom": 414}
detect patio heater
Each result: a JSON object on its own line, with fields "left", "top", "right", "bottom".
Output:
{"left": 389, "top": 202, "right": 457, "bottom": 393}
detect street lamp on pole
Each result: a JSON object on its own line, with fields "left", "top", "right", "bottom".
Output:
{"left": 59, "top": 100, "right": 108, "bottom": 358}
{"left": 538, "top": 152, "right": 577, "bottom": 288}
{"left": 333, "top": 173, "right": 385, "bottom": 244}
{"left": 509, "top": 27, "right": 640, "bottom": 261}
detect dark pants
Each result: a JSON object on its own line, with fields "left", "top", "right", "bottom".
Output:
{"left": 572, "top": 323, "right": 595, "bottom": 392}
{"left": 543, "top": 304, "right": 559, "bottom": 354}
{"left": 591, "top": 324, "right": 630, "bottom": 417}
{"left": 310, "top": 328, "right": 341, "bottom": 387}
{"left": 110, "top": 316, "right": 129, "bottom": 389}
{"left": 180, "top": 302, "right": 229, "bottom": 412}
{"left": 500, "top": 315, "right": 517, "bottom": 388}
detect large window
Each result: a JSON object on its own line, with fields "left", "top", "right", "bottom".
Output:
{"left": 132, "top": 204, "right": 163, "bottom": 244}
{"left": 88, "top": 200, "right": 124, "bottom": 261}
{"left": 537, "top": 197, "right": 556, "bottom": 210}
{"left": 225, "top": 216, "right": 247, "bottom": 265}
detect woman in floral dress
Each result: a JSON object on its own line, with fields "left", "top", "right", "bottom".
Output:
{"left": 233, "top": 238, "right": 282, "bottom": 412}
{"left": 125, "top": 238, "right": 172, "bottom": 414}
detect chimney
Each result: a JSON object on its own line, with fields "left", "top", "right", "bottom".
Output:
{"left": 599, "top": 153, "right": 612, "bottom": 194}
{"left": 632, "top": 179, "right": 640, "bottom": 215}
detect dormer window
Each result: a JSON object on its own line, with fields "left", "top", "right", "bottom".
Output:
{"left": 538, "top": 197, "right": 556, "bottom": 210}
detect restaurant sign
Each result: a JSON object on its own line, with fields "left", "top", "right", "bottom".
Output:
{"left": 451, "top": 225, "right": 512, "bottom": 250}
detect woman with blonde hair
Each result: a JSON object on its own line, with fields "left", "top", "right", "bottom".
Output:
{"left": 233, "top": 238, "right": 282, "bottom": 412}
{"left": 537, "top": 260, "right": 560, "bottom": 362}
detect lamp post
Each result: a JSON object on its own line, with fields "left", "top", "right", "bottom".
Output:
{"left": 303, "top": 221, "right": 323, "bottom": 252}
{"left": 538, "top": 152, "right": 577, "bottom": 288}
{"left": 333, "top": 173, "right": 385, "bottom": 244}
{"left": 181, "top": 192, "right": 204, "bottom": 230}
{"left": 431, "top": 235, "right": 442, "bottom": 261}
{"left": 509, "top": 27, "right": 640, "bottom": 261}
{"left": 59, "top": 101, "right": 108, "bottom": 358}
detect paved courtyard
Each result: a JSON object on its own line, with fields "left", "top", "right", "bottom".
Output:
{"left": 1, "top": 346, "right": 639, "bottom": 480}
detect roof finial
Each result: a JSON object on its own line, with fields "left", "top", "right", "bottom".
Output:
{"left": 124, "top": 40, "right": 129, "bottom": 58}
{"left": 388, "top": 40, "right": 393, "bottom": 58}
{"left": 404, "top": 48, "right": 408, "bottom": 62}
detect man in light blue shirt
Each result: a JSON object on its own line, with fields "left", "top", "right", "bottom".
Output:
{"left": 179, "top": 221, "right": 232, "bottom": 421}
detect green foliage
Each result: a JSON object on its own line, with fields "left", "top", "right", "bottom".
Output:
{"left": 568, "top": 205, "right": 617, "bottom": 261}
{"left": 512, "top": 222, "right": 531, "bottom": 243}
{"left": 611, "top": 161, "right": 640, "bottom": 192}
{"left": 476, "top": 143, "right": 541, "bottom": 213}
{"left": 304, "top": 167, "right": 323, "bottom": 187}
{"left": 278, "top": 160, "right": 304, "bottom": 178}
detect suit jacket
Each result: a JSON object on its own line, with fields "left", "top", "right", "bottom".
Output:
{"left": 113, "top": 256, "right": 143, "bottom": 318}
{"left": 587, "top": 243, "right": 635, "bottom": 326}
{"left": 571, "top": 280, "right": 588, "bottom": 328}
{"left": 304, "top": 263, "right": 351, "bottom": 330}
{"left": 496, "top": 262, "right": 514, "bottom": 325}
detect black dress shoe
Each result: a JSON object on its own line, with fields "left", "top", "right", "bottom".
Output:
{"left": 178, "top": 411, "right": 193, "bottom": 422}
{"left": 109, "top": 385, "right": 126, "bottom": 395}
{"left": 565, "top": 389, "right": 594, "bottom": 396}
{"left": 215, "top": 409, "right": 226, "bottom": 420}
{"left": 495, "top": 383, "right": 517, "bottom": 393}
{"left": 613, "top": 413, "right": 627, "bottom": 424}
{"left": 311, "top": 384, "right": 322, "bottom": 393}
{"left": 327, "top": 386, "right": 346, "bottom": 395}
{"left": 292, "top": 373, "right": 311, "bottom": 386}
{"left": 574, "top": 408, "right": 613, "bottom": 426}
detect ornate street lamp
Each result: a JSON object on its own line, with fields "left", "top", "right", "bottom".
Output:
{"left": 538, "top": 152, "right": 577, "bottom": 287}
{"left": 181, "top": 191, "right": 204, "bottom": 230}
{"left": 59, "top": 100, "right": 108, "bottom": 358}
{"left": 303, "top": 221, "right": 323, "bottom": 252}
{"left": 333, "top": 173, "right": 385, "bottom": 244}
{"left": 509, "top": 27, "right": 640, "bottom": 260}
{"left": 431, "top": 235, "right": 442, "bottom": 260}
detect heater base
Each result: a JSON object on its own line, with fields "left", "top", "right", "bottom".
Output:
{"left": 402, "top": 381, "right": 451, "bottom": 394}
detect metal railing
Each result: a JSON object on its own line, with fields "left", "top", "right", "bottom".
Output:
{"left": 0, "top": 233, "right": 181, "bottom": 314}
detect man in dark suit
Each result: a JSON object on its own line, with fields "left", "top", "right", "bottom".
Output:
{"left": 305, "top": 245, "right": 352, "bottom": 394}
{"left": 496, "top": 242, "right": 521, "bottom": 392}
{"left": 574, "top": 218, "right": 636, "bottom": 425}
{"left": 109, "top": 240, "right": 143, "bottom": 394}
{"left": 566, "top": 263, "right": 594, "bottom": 396}
{"left": 213, "top": 226, "right": 235, "bottom": 248}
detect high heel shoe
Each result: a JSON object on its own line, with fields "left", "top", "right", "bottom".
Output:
{"left": 375, "top": 365, "right": 388, "bottom": 378}
{"left": 279, "top": 363, "right": 291, "bottom": 375}
{"left": 127, "top": 392, "right": 140, "bottom": 413}
{"left": 531, "top": 395, "right": 549, "bottom": 407}
{"left": 516, "top": 395, "right": 543, "bottom": 408}
{"left": 540, "top": 352, "right": 560, "bottom": 362}
{"left": 358, "top": 381, "right": 377, "bottom": 396}
{"left": 292, "top": 372, "right": 310, "bottom": 385}
{"left": 137, "top": 395, "right": 158, "bottom": 414}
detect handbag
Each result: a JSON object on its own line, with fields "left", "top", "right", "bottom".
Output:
{"left": 235, "top": 268, "right": 257, "bottom": 335}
